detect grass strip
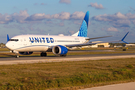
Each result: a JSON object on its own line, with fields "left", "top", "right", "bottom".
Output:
{"left": 0, "top": 58, "right": 134, "bottom": 89}
{"left": 0, "top": 48, "right": 9, "bottom": 51}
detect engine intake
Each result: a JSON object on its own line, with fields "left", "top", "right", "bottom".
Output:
{"left": 52, "top": 45, "right": 68, "bottom": 55}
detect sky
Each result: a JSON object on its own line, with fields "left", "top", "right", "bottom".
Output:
{"left": 0, "top": 0, "right": 135, "bottom": 43}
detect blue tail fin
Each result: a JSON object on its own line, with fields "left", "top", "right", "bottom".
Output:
{"left": 7, "top": 34, "right": 9, "bottom": 42}
{"left": 78, "top": 11, "right": 89, "bottom": 37}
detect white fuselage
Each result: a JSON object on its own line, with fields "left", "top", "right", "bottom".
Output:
{"left": 6, "top": 35, "right": 86, "bottom": 52}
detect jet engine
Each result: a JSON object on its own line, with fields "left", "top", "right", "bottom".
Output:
{"left": 19, "top": 52, "right": 33, "bottom": 55}
{"left": 52, "top": 45, "right": 68, "bottom": 56}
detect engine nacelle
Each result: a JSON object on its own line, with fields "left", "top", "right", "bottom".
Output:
{"left": 19, "top": 52, "right": 33, "bottom": 55}
{"left": 52, "top": 45, "right": 68, "bottom": 55}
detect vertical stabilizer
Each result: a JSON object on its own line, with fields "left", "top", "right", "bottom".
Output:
{"left": 72, "top": 11, "right": 89, "bottom": 37}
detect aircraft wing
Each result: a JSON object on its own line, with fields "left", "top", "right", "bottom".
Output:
{"left": 66, "top": 42, "right": 97, "bottom": 47}
{"left": 66, "top": 32, "right": 129, "bottom": 48}
{"left": 66, "top": 40, "right": 119, "bottom": 48}
{"left": 85, "top": 35, "right": 112, "bottom": 40}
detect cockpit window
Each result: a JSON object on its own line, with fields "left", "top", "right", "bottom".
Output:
{"left": 9, "top": 39, "right": 19, "bottom": 41}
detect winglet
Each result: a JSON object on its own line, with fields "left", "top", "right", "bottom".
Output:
{"left": 7, "top": 34, "right": 9, "bottom": 42}
{"left": 121, "top": 32, "right": 129, "bottom": 44}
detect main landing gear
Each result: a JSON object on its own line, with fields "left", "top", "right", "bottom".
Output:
{"left": 15, "top": 55, "right": 19, "bottom": 58}
{"left": 60, "top": 54, "right": 66, "bottom": 57}
{"left": 40, "top": 52, "right": 47, "bottom": 57}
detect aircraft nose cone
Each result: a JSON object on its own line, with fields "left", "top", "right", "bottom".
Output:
{"left": 6, "top": 42, "right": 11, "bottom": 50}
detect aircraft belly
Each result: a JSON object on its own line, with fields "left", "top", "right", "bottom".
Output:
{"left": 16, "top": 46, "right": 48, "bottom": 52}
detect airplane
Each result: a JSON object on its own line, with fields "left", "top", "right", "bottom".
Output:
{"left": 5, "top": 11, "right": 129, "bottom": 58}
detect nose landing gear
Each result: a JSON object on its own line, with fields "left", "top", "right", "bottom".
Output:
{"left": 15, "top": 55, "right": 19, "bottom": 58}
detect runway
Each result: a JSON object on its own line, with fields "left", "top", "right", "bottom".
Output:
{"left": 80, "top": 82, "right": 135, "bottom": 90}
{"left": 0, "top": 53, "right": 135, "bottom": 65}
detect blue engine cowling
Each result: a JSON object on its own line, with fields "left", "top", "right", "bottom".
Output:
{"left": 19, "top": 52, "right": 33, "bottom": 55}
{"left": 52, "top": 45, "right": 68, "bottom": 55}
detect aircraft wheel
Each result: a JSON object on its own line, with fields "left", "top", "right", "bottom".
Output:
{"left": 40, "top": 52, "right": 47, "bottom": 57}
{"left": 60, "top": 54, "right": 66, "bottom": 57}
{"left": 16, "top": 55, "right": 19, "bottom": 58}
